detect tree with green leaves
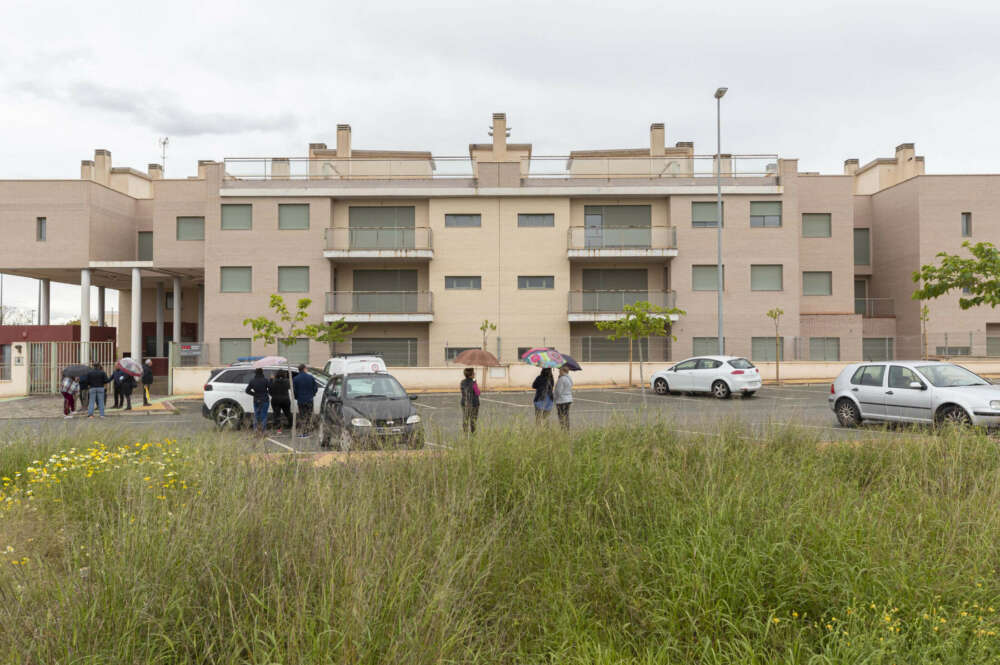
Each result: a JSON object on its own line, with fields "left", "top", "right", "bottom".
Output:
{"left": 243, "top": 295, "right": 355, "bottom": 438}
{"left": 919, "top": 304, "right": 931, "bottom": 360}
{"left": 912, "top": 241, "right": 1000, "bottom": 308}
{"left": 765, "top": 307, "right": 784, "bottom": 385}
{"left": 596, "top": 301, "right": 685, "bottom": 388}
{"left": 480, "top": 319, "right": 497, "bottom": 351}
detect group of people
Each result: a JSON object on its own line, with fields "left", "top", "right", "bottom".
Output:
{"left": 459, "top": 365, "right": 574, "bottom": 434}
{"left": 59, "top": 360, "right": 155, "bottom": 418}
{"left": 244, "top": 364, "right": 319, "bottom": 436}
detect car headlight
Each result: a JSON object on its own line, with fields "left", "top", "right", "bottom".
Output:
{"left": 351, "top": 417, "right": 372, "bottom": 427}
{"left": 406, "top": 414, "right": 421, "bottom": 424}
{"left": 990, "top": 401, "right": 1000, "bottom": 410}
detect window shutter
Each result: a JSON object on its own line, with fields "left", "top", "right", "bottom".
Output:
{"left": 277, "top": 338, "right": 310, "bottom": 365}
{"left": 692, "top": 202, "right": 721, "bottom": 224}
{"left": 750, "top": 265, "right": 783, "bottom": 291}
{"left": 750, "top": 201, "right": 782, "bottom": 216}
{"left": 278, "top": 204, "right": 310, "bottom": 229}
{"left": 692, "top": 265, "right": 720, "bottom": 291}
{"left": 278, "top": 266, "right": 309, "bottom": 293}
{"left": 220, "top": 267, "right": 252, "bottom": 292}
{"left": 802, "top": 271, "right": 832, "bottom": 295}
{"left": 802, "top": 213, "right": 831, "bottom": 237}
{"left": 221, "top": 204, "right": 252, "bottom": 230}
{"left": 176, "top": 216, "right": 205, "bottom": 240}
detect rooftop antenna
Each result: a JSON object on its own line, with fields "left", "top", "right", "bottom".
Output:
{"left": 158, "top": 137, "right": 169, "bottom": 174}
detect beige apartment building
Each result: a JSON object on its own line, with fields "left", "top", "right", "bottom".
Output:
{"left": 0, "top": 113, "right": 996, "bottom": 369}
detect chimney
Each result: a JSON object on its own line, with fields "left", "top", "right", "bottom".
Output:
{"left": 94, "top": 149, "right": 111, "bottom": 185}
{"left": 491, "top": 113, "right": 508, "bottom": 153}
{"left": 271, "top": 158, "right": 290, "bottom": 180}
{"left": 308, "top": 142, "right": 327, "bottom": 159}
{"left": 895, "top": 142, "right": 915, "bottom": 162}
{"left": 197, "top": 159, "right": 214, "bottom": 179}
{"left": 650, "top": 123, "right": 665, "bottom": 156}
{"left": 80, "top": 159, "right": 95, "bottom": 180}
{"left": 844, "top": 158, "right": 859, "bottom": 176}
{"left": 148, "top": 163, "right": 163, "bottom": 180}
{"left": 336, "top": 125, "right": 352, "bottom": 158}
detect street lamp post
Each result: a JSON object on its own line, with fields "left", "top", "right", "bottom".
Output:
{"left": 714, "top": 86, "right": 727, "bottom": 355}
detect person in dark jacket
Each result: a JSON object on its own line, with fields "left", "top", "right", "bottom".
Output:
{"left": 531, "top": 368, "right": 554, "bottom": 424}
{"left": 111, "top": 366, "right": 124, "bottom": 409}
{"left": 118, "top": 370, "right": 136, "bottom": 411}
{"left": 269, "top": 370, "right": 292, "bottom": 434}
{"left": 86, "top": 363, "right": 111, "bottom": 418}
{"left": 141, "top": 359, "right": 154, "bottom": 406}
{"left": 292, "top": 364, "right": 318, "bottom": 437}
{"left": 245, "top": 368, "right": 271, "bottom": 435}
{"left": 77, "top": 373, "right": 89, "bottom": 413}
{"left": 460, "top": 367, "right": 481, "bottom": 434}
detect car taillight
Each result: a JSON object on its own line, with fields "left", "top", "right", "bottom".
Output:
{"left": 731, "top": 370, "right": 744, "bottom": 375}
{"left": 204, "top": 384, "right": 212, "bottom": 391}
{"left": 830, "top": 383, "right": 835, "bottom": 394}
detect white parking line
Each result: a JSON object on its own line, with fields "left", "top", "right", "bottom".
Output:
{"left": 413, "top": 401, "right": 439, "bottom": 409}
{"left": 481, "top": 397, "right": 531, "bottom": 408}
{"left": 572, "top": 397, "right": 617, "bottom": 405}
{"left": 266, "top": 437, "right": 297, "bottom": 452}
{"left": 424, "top": 441, "right": 453, "bottom": 449}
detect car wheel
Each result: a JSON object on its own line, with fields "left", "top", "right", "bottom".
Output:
{"left": 835, "top": 398, "right": 861, "bottom": 428}
{"left": 653, "top": 378, "right": 669, "bottom": 395}
{"left": 338, "top": 428, "right": 353, "bottom": 452}
{"left": 213, "top": 402, "right": 243, "bottom": 430}
{"left": 936, "top": 405, "right": 972, "bottom": 428}
{"left": 711, "top": 380, "right": 731, "bottom": 400}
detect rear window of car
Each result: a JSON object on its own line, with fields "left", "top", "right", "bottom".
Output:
{"left": 850, "top": 365, "right": 885, "bottom": 387}
{"left": 728, "top": 358, "right": 754, "bottom": 369}
{"left": 215, "top": 369, "right": 252, "bottom": 384}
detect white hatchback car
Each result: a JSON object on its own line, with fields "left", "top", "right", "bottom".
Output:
{"left": 651, "top": 355, "right": 762, "bottom": 399}
{"left": 202, "top": 364, "right": 329, "bottom": 429}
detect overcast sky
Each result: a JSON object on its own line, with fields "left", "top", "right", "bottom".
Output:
{"left": 2, "top": 0, "right": 998, "bottom": 321}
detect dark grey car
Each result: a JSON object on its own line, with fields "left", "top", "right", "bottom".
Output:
{"left": 317, "top": 372, "right": 423, "bottom": 450}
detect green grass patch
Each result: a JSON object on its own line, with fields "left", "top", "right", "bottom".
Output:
{"left": 2, "top": 422, "right": 1000, "bottom": 663}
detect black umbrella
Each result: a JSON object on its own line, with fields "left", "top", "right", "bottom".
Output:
{"left": 62, "top": 364, "right": 90, "bottom": 378}
{"left": 560, "top": 354, "right": 583, "bottom": 371}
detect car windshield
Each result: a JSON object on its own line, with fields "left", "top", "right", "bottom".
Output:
{"left": 344, "top": 375, "right": 407, "bottom": 399}
{"left": 915, "top": 364, "right": 989, "bottom": 388}
{"left": 728, "top": 358, "right": 754, "bottom": 369}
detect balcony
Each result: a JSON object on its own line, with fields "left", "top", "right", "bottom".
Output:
{"left": 567, "top": 290, "right": 679, "bottom": 322}
{"left": 324, "top": 227, "right": 433, "bottom": 261}
{"left": 325, "top": 291, "right": 433, "bottom": 323}
{"left": 567, "top": 226, "right": 677, "bottom": 260}
{"left": 855, "top": 298, "right": 894, "bottom": 318}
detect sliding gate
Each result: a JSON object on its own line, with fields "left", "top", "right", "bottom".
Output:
{"left": 28, "top": 341, "right": 115, "bottom": 394}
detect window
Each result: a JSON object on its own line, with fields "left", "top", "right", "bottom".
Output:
{"left": 278, "top": 266, "right": 310, "bottom": 293}
{"left": 0, "top": 344, "right": 10, "bottom": 382}
{"left": 351, "top": 338, "right": 419, "bottom": 367}
{"left": 176, "top": 216, "right": 205, "bottom": 241}
{"left": 221, "top": 204, "right": 252, "bottom": 230}
{"left": 809, "top": 337, "right": 840, "bottom": 361}
{"left": 692, "top": 202, "right": 723, "bottom": 228}
{"left": 220, "top": 266, "right": 252, "bottom": 293}
{"left": 802, "top": 213, "right": 831, "bottom": 238}
{"left": 692, "top": 337, "right": 722, "bottom": 356}
{"left": 575, "top": 337, "right": 648, "bottom": 362}
{"left": 698, "top": 359, "right": 723, "bottom": 369}
{"left": 36, "top": 217, "right": 46, "bottom": 241}
{"left": 446, "top": 347, "right": 479, "bottom": 361}
{"left": 165, "top": 293, "right": 173, "bottom": 310}
{"left": 219, "top": 338, "right": 251, "bottom": 365}
{"left": 750, "top": 201, "right": 782, "bottom": 227}
{"left": 349, "top": 206, "right": 416, "bottom": 248}
{"left": 851, "top": 365, "right": 886, "bottom": 386}
{"left": 888, "top": 365, "right": 923, "bottom": 389}
{"left": 750, "top": 265, "right": 783, "bottom": 291}
{"left": 517, "top": 347, "right": 533, "bottom": 360}
{"left": 444, "top": 276, "right": 481, "bottom": 290}
{"left": 752, "top": 336, "right": 784, "bottom": 361}
{"left": 675, "top": 359, "right": 700, "bottom": 371}
{"left": 802, "top": 271, "right": 833, "bottom": 296}
{"left": 862, "top": 338, "right": 894, "bottom": 361}
{"left": 584, "top": 206, "right": 652, "bottom": 246}
{"left": 518, "top": 213, "right": 555, "bottom": 227}
{"left": 278, "top": 204, "right": 310, "bottom": 230}
{"left": 137, "top": 232, "right": 153, "bottom": 261}
{"left": 278, "top": 338, "right": 310, "bottom": 366}
{"left": 854, "top": 228, "right": 870, "bottom": 266}
{"left": 445, "top": 214, "right": 481, "bottom": 228}
{"left": 518, "top": 276, "right": 554, "bottom": 289}
{"left": 962, "top": 212, "right": 972, "bottom": 237}
{"left": 935, "top": 346, "right": 972, "bottom": 356}
{"left": 692, "top": 265, "right": 723, "bottom": 291}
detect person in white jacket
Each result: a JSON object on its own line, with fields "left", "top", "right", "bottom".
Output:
{"left": 554, "top": 366, "right": 573, "bottom": 431}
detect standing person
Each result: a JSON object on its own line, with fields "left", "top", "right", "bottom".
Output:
{"left": 532, "top": 367, "right": 554, "bottom": 424}
{"left": 110, "top": 366, "right": 123, "bottom": 409}
{"left": 85, "top": 362, "right": 111, "bottom": 418}
{"left": 77, "top": 372, "right": 89, "bottom": 413}
{"left": 245, "top": 368, "right": 271, "bottom": 435}
{"left": 269, "top": 370, "right": 292, "bottom": 435}
{"left": 292, "top": 364, "right": 318, "bottom": 438}
{"left": 460, "top": 367, "right": 481, "bottom": 434}
{"left": 554, "top": 366, "right": 574, "bottom": 431}
{"left": 118, "top": 370, "right": 136, "bottom": 411}
{"left": 60, "top": 375, "right": 80, "bottom": 418}
{"left": 141, "top": 359, "right": 154, "bottom": 406}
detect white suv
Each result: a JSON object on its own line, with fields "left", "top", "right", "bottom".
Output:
{"left": 202, "top": 364, "right": 329, "bottom": 429}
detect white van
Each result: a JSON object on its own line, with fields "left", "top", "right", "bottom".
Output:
{"left": 324, "top": 354, "right": 387, "bottom": 377}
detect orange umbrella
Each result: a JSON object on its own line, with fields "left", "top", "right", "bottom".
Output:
{"left": 453, "top": 349, "right": 501, "bottom": 367}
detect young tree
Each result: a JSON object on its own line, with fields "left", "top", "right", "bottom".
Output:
{"left": 919, "top": 304, "right": 931, "bottom": 360}
{"left": 912, "top": 241, "right": 1000, "bottom": 308}
{"left": 596, "top": 301, "right": 685, "bottom": 388}
{"left": 243, "top": 295, "right": 355, "bottom": 438}
{"left": 765, "top": 307, "right": 784, "bottom": 385}
{"left": 480, "top": 319, "right": 497, "bottom": 351}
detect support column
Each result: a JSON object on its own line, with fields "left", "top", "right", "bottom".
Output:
{"left": 80, "top": 269, "right": 91, "bottom": 364}
{"left": 155, "top": 282, "right": 165, "bottom": 357}
{"left": 197, "top": 284, "right": 204, "bottom": 342}
{"left": 172, "top": 278, "right": 182, "bottom": 349}
{"left": 39, "top": 279, "right": 50, "bottom": 326}
{"left": 97, "top": 287, "right": 105, "bottom": 327}
{"left": 131, "top": 268, "right": 142, "bottom": 363}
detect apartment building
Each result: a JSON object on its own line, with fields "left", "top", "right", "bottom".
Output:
{"left": 0, "top": 113, "right": 996, "bottom": 368}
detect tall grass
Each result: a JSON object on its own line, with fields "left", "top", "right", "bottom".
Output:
{"left": 2, "top": 422, "right": 1000, "bottom": 663}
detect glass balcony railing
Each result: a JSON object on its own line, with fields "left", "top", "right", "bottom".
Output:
{"left": 325, "top": 227, "right": 432, "bottom": 251}
{"left": 326, "top": 291, "right": 433, "bottom": 315}
{"left": 854, "top": 298, "right": 894, "bottom": 317}
{"left": 568, "top": 290, "right": 676, "bottom": 313}
{"left": 568, "top": 226, "right": 677, "bottom": 250}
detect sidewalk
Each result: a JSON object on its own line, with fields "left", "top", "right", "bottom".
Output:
{"left": 0, "top": 394, "right": 179, "bottom": 420}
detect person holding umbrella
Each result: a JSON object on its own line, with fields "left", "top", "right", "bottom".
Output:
{"left": 141, "top": 359, "right": 154, "bottom": 406}
{"left": 460, "top": 367, "right": 481, "bottom": 434}
{"left": 554, "top": 366, "right": 574, "bottom": 430}
{"left": 111, "top": 365, "right": 124, "bottom": 409}
{"left": 60, "top": 374, "right": 80, "bottom": 418}
{"left": 118, "top": 369, "right": 136, "bottom": 410}
{"left": 532, "top": 368, "right": 555, "bottom": 424}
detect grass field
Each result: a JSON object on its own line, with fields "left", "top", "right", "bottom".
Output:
{"left": 2, "top": 421, "right": 1000, "bottom": 663}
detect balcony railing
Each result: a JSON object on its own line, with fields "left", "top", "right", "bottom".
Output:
{"left": 568, "top": 290, "right": 677, "bottom": 313}
{"left": 855, "top": 298, "right": 894, "bottom": 318}
{"left": 325, "top": 227, "right": 433, "bottom": 251}
{"left": 326, "top": 291, "right": 433, "bottom": 315}
{"left": 567, "top": 226, "right": 677, "bottom": 250}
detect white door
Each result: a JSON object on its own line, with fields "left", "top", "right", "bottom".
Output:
{"left": 691, "top": 358, "right": 724, "bottom": 392}
{"left": 669, "top": 358, "right": 700, "bottom": 390}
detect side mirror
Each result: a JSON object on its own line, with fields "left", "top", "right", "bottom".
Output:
{"left": 669, "top": 367, "right": 677, "bottom": 372}
{"left": 909, "top": 381, "right": 926, "bottom": 390}
{"left": 409, "top": 394, "right": 418, "bottom": 401}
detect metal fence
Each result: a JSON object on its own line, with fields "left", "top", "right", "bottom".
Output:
{"left": 28, "top": 341, "right": 115, "bottom": 394}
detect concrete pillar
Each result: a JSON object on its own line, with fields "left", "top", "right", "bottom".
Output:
{"left": 80, "top": 269, "right": 91, "bottom": 364}
{"left": 39, "top": 279, "right": 50, "bottom": 325}
{"left": 172, "top": 277, "right": 182, "bottom": 348}
{"left": 131, "top": 268, "right": 142, "bottom": 363}
{"left": 155, "top": 281, "right": 165, "bottom": 357}
{"left": 97, "top": 287, "right": 105, "bottom": 327}
{"left": 197, "top": 284, "right": 205, "bottom": 342}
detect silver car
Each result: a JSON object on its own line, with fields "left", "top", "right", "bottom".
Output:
{"left": 829, "top": 360, "right": 1000, "bottom": 428}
